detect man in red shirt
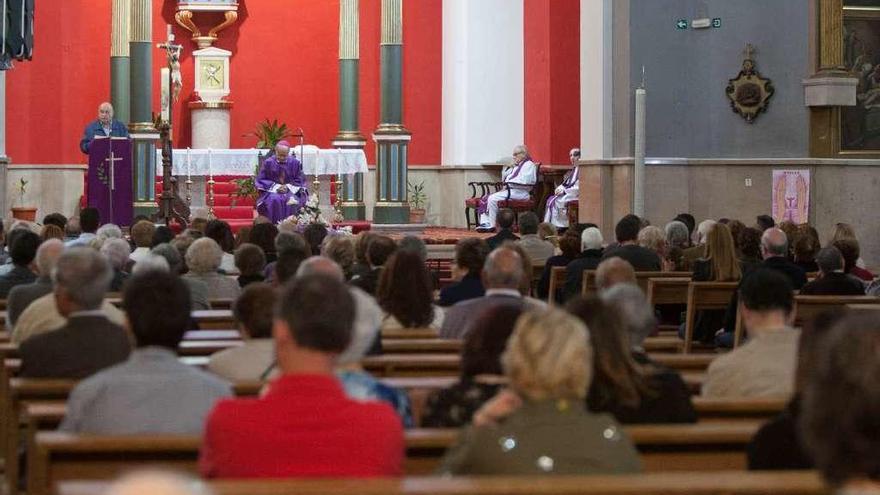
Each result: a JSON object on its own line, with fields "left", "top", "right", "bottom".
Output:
{"left": 199, "top": 273, "right": 404, "bottom": 478}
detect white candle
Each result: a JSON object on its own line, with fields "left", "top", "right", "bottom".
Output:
{"left": 160, "top": 68, "right": 170, "bottom": 122}
{"left": 208, "top": 147, "right": 213, "bottom": 180}
{"left": 633, "top": 87, "right": 646, "bottom": 218}
{"left": 186, "top": 147, "right": 192, "bottom": 179}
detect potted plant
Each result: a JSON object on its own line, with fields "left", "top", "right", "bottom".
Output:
{"left": 407, "top": 180, "right": 427, "bottom": 224}
{"left": 232, "top": 119, "right": 293, "bottom": 206}
{"left": 11, "top": 178, "right": 37, "bottom": 222}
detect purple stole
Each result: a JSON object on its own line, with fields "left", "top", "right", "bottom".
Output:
{"left": 546, "top": 165, "right": 579, "bottom": 214}
{"left": 477, "top": 157, "right": 532, "bottom": 216}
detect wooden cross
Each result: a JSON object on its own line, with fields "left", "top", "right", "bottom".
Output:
{"left": 743, "top": 44, "right": 756, "bottom": 60}
{"left": 104, "top": 151, "right": 123, "bottom": 190}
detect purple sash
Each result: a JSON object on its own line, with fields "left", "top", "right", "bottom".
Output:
{"left": 477, "top": 156, "right": 534, "bottom": 216}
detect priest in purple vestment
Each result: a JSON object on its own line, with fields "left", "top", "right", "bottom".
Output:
{"left": 256, "top": 141, "right": 309, "bottom": 223}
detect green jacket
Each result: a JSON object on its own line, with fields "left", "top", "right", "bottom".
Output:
{"left": 438, "top": 399, "right": 642, "bottom": 475}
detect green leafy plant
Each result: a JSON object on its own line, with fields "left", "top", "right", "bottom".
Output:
{"left": 233, "top": 120, "right": 293, "bottom": 205}
{"left": 407, "top": 180, "right": 427, "bottom": 210}
{"left": 17, "top": 178, "right": 28, "bottom": 207}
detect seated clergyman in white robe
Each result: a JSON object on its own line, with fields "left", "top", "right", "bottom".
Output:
{"left": 544, "top": 148, "right": 581, "bottom": 228}
{"left": 477, "top": 145, "right": 538, "bottom": 231}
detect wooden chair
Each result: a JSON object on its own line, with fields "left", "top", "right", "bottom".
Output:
{"left": 682, "top": 282, "right": 739, "bottom": 353}
{"left": 464, "top": 181, "right": 537, "bottom": 231}
{"left": 547, "top": 266, "right": 567, "bottom": 304}
{"left": 55, "top": 471, "right": 826, "bottom": 495}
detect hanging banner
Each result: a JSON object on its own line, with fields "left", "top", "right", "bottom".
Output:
{"left": 771, "top": 169, "right": 810, "bottom": 224}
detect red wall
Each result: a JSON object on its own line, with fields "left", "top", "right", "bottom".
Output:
{"left": 524, "top": 0, "right": 580, "bottom": 165}
{"left": 7, "top": 0, "right": 442, "bottom": 166}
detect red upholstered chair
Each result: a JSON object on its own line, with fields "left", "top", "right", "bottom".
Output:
{"left": 464, "top": 181, "right": 537, "bottom": 230}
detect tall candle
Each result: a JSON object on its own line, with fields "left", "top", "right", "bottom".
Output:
{"left": 186, "top": 147, "right": 192, "bottom": 179}
{"left": 208, "top": 147, "right": 213, "bottom": 180}
{"left": 633, "top": 87, "right": 646, "bottom": 218}
{"left": 160, "top": 68, "right": 170, "bottom": 122}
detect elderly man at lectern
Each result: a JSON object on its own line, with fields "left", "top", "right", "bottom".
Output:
{"left": 476, "top": 145, "right": 538, "bottom": 232}
{"left": 79, "top": 102, "right": 129, "bottom": 154}
{"left": 256, "top": 140, "right": 309, "bottom": 223}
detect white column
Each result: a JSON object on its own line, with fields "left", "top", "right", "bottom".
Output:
{"left": 580, "top": 0, "right": 614, "bottom": 159}
{"left": 442, "top": 0, "right": 524, "bottom": 166}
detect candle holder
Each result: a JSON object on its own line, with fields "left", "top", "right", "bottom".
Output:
{"left": 334, "top": 175, "right": 344, "bottom": 221}
{"left": 207, "top": 177, "right": 216, "bottom": 219}
{"left": 185, "top": 177, "right": 193, "bottom": 206}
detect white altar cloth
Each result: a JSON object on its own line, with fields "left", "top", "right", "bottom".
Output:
{"left": 155, "top": 146, "right": 369, "bottom": 177}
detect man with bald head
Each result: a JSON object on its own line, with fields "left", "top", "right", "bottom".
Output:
{"left": 595, "top": 257, "right": 637, "bottom": 292}
{"left": 7, "top": 238, "right": 64, "bottom": 327}
{"left": 440, "top": 247, "right": 547, "bottom": 339}
{"left": 256, "top": 140, "right": 309, "bottom": 223}
{"left": 79, "top": 102, "right": 129, "bottom": 154}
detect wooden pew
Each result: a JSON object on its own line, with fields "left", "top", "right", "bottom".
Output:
{"left": 682, "top": 282, "right": 738, "bottom": 354}
{"left": 582, "top": 271, "right": 692, "bottom": 299}
{"left": 382, "top": 339, "right": 462, "bottom": 354}
{"left": 362, "top": 354, "right": 460, "bottom": 377}
{"left": 55, "top": 471, "right": 827, "bottom": 495}
{"left": 29, "top": 422, "right": 766, "bottom": 494}
{"left": 381, "top": 328, "right": 440, "bottom": 339}
{"left": 547, "top": 265, "right": 566, "bottom": 304}
{"left": 647, "top": 278, "right": 691, "bottom": 306}
{"left": 191, "top": 310, "right": 235, "bottom": 330}
{"left": 691, "top": 397, "right": 786, "bottom": 422}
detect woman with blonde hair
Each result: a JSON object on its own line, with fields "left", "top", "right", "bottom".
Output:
{"left": 439, "top": 308, "right": 641, "bottom": 475}
{"left": 688, "top": 223, "right": 741, "bottom": 344}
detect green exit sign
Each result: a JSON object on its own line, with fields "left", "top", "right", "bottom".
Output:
{"left": 676, "top": 19, "right": 688, "bottom": 29}
{"left": 712, "top": 18, "right": 722, "bottom": 28}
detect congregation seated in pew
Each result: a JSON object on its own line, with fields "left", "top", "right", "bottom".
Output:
{"left": 20, "top": 248, "right": 130, "bottom": 379}
{"left": 206, "top": 282, "right": 276, "bottom": 382}
{"left": 438, "top": 237, "right": 489, "bottom": 307}
{"left": 61, "top": 270, "right": 232, "bottom": 434}
{"left": 151, "top": 242, "right": 212, "bottom": 310}
{"left": 536, "top": 230, "right": 579, "bottom": 301}
{"left": 233, "top": 243, "right": 266, "bottom": 288}
{"left": 183, "top": 238, "right": 242, "bottom": 300}
{"left": 351, "top": 235, "right": 396, "bottom": 296}
{"left": 601, "top": 215, "right": 661, "bottom": 271}
{"left": 7, "top": 238, "right": 62, "bottom": 327}
{"left": 101, "top": 238, "right": 131, "bottom": 291}
{"left": 687, "top": 222, "right": 743, "bottom": 345}
{"left": 377, "top": 250, "right": 445, "bottom": 332}
{"left": 563, "top": 226, "right": 604, "bottom": 300}
{"left": 798, "top": 246, "right": 866, "bottom": 296}
{"left": 0, "top": 229, "right": 40, "bottom": 298}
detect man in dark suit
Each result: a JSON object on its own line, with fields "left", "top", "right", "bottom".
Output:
{"left": 486, "top": 209, "right": 519, "bottom": 251}
{"left": 799, "top": 246, "right": 865, "bottom": 296}
{"left": 600, "top": 214, "right": 661, "bottom": 271}
{"left": 20, "top": 247, "right": 131, "bottom": 378}
{"left": 0, "top": 229, "right": 40, "bottom": 299}
{"left": 717, "top": 228, "right": 807, "bottom": 347}
{"left": 79, "top": 102, "right": 129, "bottom": 154}
{"left": 439, "top": 238, "right": 489, "bottom": 307}
{"left": 7, "top": 239, "right": 64, "bottom": 327}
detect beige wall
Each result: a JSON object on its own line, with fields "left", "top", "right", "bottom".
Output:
{"left": 579, "top": 158, "right": 880, "bottom": 268}
{"left": 5, "top": 165, "right": 85, "bottom": 225}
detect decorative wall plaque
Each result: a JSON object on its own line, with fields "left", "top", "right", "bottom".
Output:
{"left": 725, "top": 44, "right": 775, "bottom": 124}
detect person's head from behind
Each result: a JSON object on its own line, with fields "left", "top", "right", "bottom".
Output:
{"left": 760, "top": 227, "right": 788, "bottom": 260}
{"left": 80, "top": 207, "right": 100, "bottom": 234}
{"left": 738, "top": 268, "right": 794, "bottom": 334}
{"left": 96, "top": 224, "right": 123, "bottom": 246}
{"left": 151, "top": 226, "right": 175, "bottom": 248}
{"left": 40, "top": 224, "right": 64, "bottom": 242}
{"left": 503, "top": 308, "right": 591, "bottom": 402}
{"left": 10, "top": 230, "right": 40, "bottom": 267}
{"left": 815, "top": 246, "right": 845, "bottom": 275}
{"left": 614, "top": 214, "right": 641, "bottom": 244}
{"left": 275, "top": 231, "right": 309, "bottom": 256}
{"left": 274, "top": 245, "right": 311, "bottom": 285}
{"left": 518, "top": 212, "right": 539, "bottom": 236}
{"left": 738, "top": 227, "right": 762, "bottom": 260}
{"left": 595, "top": 257, "right": 636, "bottom": 291}
{"left": 354, "top": 232, "right": 378, "bottom": 266}
{"left": 792, "top": 227, "right": 821, "bottom": 264}
{"left": 674, "top": 213, "right": 696, "bottom": 238}
{"left": 131, "top": 220, "right": 156, "bottom": 249}
{"left": 249, "top": 222, "right": 279, "bottom": 256}
{"left": 234, "top": 243, "right": 266, "bottom": 277}
{"left": 695, "top": 219, "right": 716, "bottom": 245}
{"left": 274, "top": 274, "right": 355, "bottom": 372}
{"left": 321, "top": 236, "right": 356, "bottom": 278}
{"left": 600, "top": 284, "right": 655, "bottom": 348}
{"left": 42, "top": 213, "right": 67, "bottom": 230}
{"left": 558, "top": 232, "right": 580, "bottom": 259}
{"left": 123, "top": 270, "right": 191, "bottom": 349}
{"left": 100, "top": 238, "right": 132, "bottom": 271}
{"left": 454, "top": 238, "right": 490, "bottom": 278}
{"left": 664, "top": 221, "right": 689, "bottom": 250}
{"left": 829, "top": 222, "right": 857, "bottom": 245}
{"left": 832, "top": 238, "right": 861, "bottom": 275}
{"left": 190, "top": 217, "right": 208, "bottom": 233}
{"left": 637, "top": 225, "right": 666, "bottom": 255}
{"left": 398, "top": 236, "right": 428, "bottom": 262}
{"left": 537, "top": 223, "right": 557, "bottom": 244}
{"left": 131, "top": 254, "right": 170, "bottom": 275}
{"left": 705, "top": 223, "right": 741, "bottom": 281}
{"left": 34, "top": 239, "right": 64, "bottom": 278}
{"left": 800, "top": 312, "right": 880, "bottom": 488}
{"left": 204, "top": 220, "right": 234, "bottom": 253}
{"left": 566, "top": 296, "right": 646, "bottom": 409}
{"left": 756, "top": 214, "right": 775, "bottom": 232}
{"left": 302, "top": 223, "right": 328, "bottom": 256}
{"left": 461, "top": 304, "right": 524, "bottom": 377}
{"left": 53, "top": 247, "right": 112, "bottom": 317}
{"left": 366, "top": 235, "right": 396, "bottom": 268}
{"left": 581, "top": 226, "right": 603, "bottom": 252}
{"left": 500, "top": 241, "right": 533, "bottom": 295}
{"left": 185, "top": 237, "right": 223, "bottom": 275}
{"left": 233, "top": 283, "right": 276, "bottom": 339}
{"left": 377, "top": 251, "right": 435, "bottom": 328}
{"left": 64, "top": 217, "right": 81, "bottom": 239}
{"left": 104, "top": 470, "right": 214, "bottom": 495}
{"left": 482, "top": 247, "right": 524, "bottom": 292}
{"left": 496, "top": 208, "right": 516, "bottom": 230}
{"left": 151, "top": 243, "right": 184, "bottom": 274}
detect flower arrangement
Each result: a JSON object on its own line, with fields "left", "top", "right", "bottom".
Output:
{"left": 281, "top": 194, "right": 352, "bottom": 236}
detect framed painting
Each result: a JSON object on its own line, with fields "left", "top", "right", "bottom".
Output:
{"left": 841, "top": 6, "right": 880, "bottom": 153}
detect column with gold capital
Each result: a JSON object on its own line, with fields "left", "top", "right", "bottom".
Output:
{"left": 372, "top": 0, "right": 411, "bottom": 224}
{"left": 335, "top": 0, "right": 367, "bottom": 220}
{"left": 129, "top": 0, "right": 158, "bottom": 218}
{"left": 111, "top": 0, "right": 130, "bottom": 124}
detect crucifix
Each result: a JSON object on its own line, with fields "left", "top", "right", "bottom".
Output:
{"left": 104, "top": 141, "right": 124, "bottom": 223}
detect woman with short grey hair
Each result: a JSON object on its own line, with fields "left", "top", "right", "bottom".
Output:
{"left": 100, "top": 238, "right": 132, "bottom": 292}
{"left": 183, "top": 238, "right": 241, "bottom": 300}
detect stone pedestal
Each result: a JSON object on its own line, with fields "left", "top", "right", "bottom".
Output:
{"left": 189, "top": 102, "right": 233, "bottom": 149}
